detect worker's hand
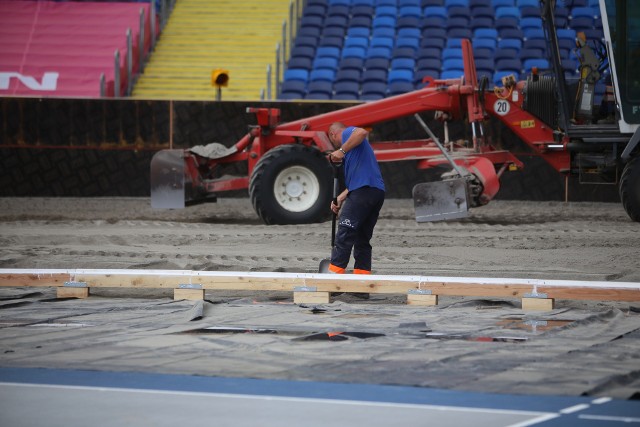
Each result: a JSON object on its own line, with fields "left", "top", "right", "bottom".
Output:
{"left": 330, "top": 200, "right": 341, "bottom": 215}
{"left": 328, "top": 149, "right": 345, "bottom": 163}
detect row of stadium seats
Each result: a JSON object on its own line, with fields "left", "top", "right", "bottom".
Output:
{"left": 0, "top": 0, "right": 154, "bottom": 98}
{"left": 280, "top": 0, "right": 604, "bottom": 100}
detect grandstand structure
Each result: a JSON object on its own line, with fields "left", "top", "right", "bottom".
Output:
{"left": 0, "top": 0, "right": 153, "bottom": 98}
{"left": 132, "top": 0, "right": 293, "bottom": 100}
{"left": 280, "top": 0, "right": 605, "bottom": 100}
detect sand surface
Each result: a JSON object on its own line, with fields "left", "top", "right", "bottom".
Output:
{"left": 0, "top": 197, "right": 639, "bottom": 399}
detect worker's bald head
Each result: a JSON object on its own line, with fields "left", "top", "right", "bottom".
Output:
{"left": 329, "top": 122, "right": 346, "bottom": 146}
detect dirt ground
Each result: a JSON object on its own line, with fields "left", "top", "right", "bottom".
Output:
{"left": 0, "top": 197, "right": 639, "bottom": 399}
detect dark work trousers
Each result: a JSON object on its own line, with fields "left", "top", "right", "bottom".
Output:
{"left": 330, "top": 186, "right": 385, "bottom": 272}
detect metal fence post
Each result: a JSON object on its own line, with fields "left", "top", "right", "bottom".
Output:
{"left": 275, "top": 43, "right": 280, "bottom": 99}
{"left": 266, "top": 65, "right": 272, "bottom": 100}
{"left": 139, "top": 8, "right": 145, "bottom": 74}
{"left": 126, "top": 29, "right": 133, "bottom": 96}
{"left": 114, "top": 49, "right": 121, "bottom": 97}
{"left": 100, "top": 73, "right": 105, "bottom": 98}
{"left": 282, "top": 20, "right": 287, "bottom": 65}
{"left": 150, "top": 0, "right": 156, "bottom": 50}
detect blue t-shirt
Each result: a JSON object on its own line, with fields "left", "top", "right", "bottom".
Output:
{"left": 341, "top": 126, "right": 385, "bottom": 192}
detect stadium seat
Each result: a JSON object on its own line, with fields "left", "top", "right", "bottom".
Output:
{"left": 339, "top": 57, "right": 365, "bottom": 71}
{"left": 416, "top": 68, "right": 441, "bottom": 84}
{"left": 448, "top": 28, "right": 473, "bottom": 39}
{"left": 420, "top": 37, "right": 446, "bottom": 49}
{"left": 316, "top": 46, "right": 341, "bottom": 59}
{"left": 396, "top": 37, "right": 420, "bottom": 51}
{"left": 367, "top": 46, "right": 393, "bottom": 58}
{"left": 397, "top": 16, "right": 421, "bottom": 29}
{"left": 421, "top": 0, "right": 445, "bottom": 6}
{"left": 325, "top": 15, "right": 349, "bottom": 29}
{"left": 423, "top": 6, "right": 448, "bottom": 23}
{"left": 400, "top": 6, "right": 422, "bottom": 18}
{"left": 524, "top": 28, "right": 546, "bottom": 40}
{"left": 417, "top": 48, "right": 442, "bottom": 61}
{"left": 347, "top": 27, "right": 370, "bottom": 38}
{"left": 417, "top": 57, "right": 442, "bottom": 70}
{"left": 442, "top": 47, "right": 463, "bottom": 60}
{"left": 287, "top": 57, "right": 312, "bottom": 71}
{"left": 372, "top": 26, "right": 396, "bottom": 38}
{"left": 494, "top": 47, "right": 519, "bottom": 62}
{"left": 443, "top": 58, "right": 465, "bottom": 71}
{"left": 388, "top": 69, "right": 414, "bottom": 84}
{"left": 400, "top": 0, "right": 422, "bottom": 6}
{"left": 327, "top": 4, "right": 350, "bottom": 18}
{"left": 304, "top": 5, "right": 328, "bottom": 18}
{"left": 373, "top": 16, "right": 396, "bottom": 28}
{"left": 388, "top": 81, "right": 415, "bottom": 95}
{"left": 334, "top": 92, "right": 360, "bottom": 101}
{"left": 295, "top": 37, "right": 319, "bottom": 49}
{"left": 362, "top": 69, "right": 388, "bottom": 83}
{"left": 523, "top": 58, "right": 550, "bottom": 71}
{"left": 441, "top": 70, "right": 465, "bottom": 79}
{"left": 361, "top": 81, "right": 387, "bottom": 98}
{"left": 291, "top": 45, "right": 316, "bottom": 60}
{"left": 520, "top": 17, "right": 543, "bottom": 32}
{"left": 284, "top": 69, "right": 310, "bottom": 83}
{"left": 310, "top": 68, "right": 336, "bottom": 82}
{"left": 300, "top": 16, "right": 324, "bottom": 30}
{"left": 474, "top": 28, "right": 499, "bottom": 39}
{"left": 472, "top": 38, "right": 497, "bottom": 53}
{"left": 498, "top": 37, "right": 523, "bottom": 52}
{"left": 324, "top": 26, "right": 346, "bottom": 38}
{"left": 352, "top": 5, "right": 375, "bottom": 17}
{"left": 376, "top": 0, "right": 398, "bottom": 6}
{"left": 376, "top": 6, "right": 398, "bottom": 18}
{"left": 495, "top": 58, "right": 522, "bottom": 73}
{"left": 334, "top": 81, "right": 360, "bottom": 98}
{"left": 516, "top": 0, "right": 538, "bottom": 9}
{"left": 345, "top": 37, "right": 369, "bottom": 50}
{"left": 391, "top": 58, "right": 416, "bottom": 71}
{"left": 297, "top": 26, "right": 322, "bottom": 39}
{"left": 342, "top": 46, "right": 367, "bottom": 59}
{"left": 351, "top": 15, "right": 373, "bottom": 28}
{"left": 365, "top": 57, "right": 390, "bottom": 70}
{"left": 307, "top": 80, "right": 333, "bottom": 97}
{"left": 335, "top": 68, "right": 362, "bottom": 82}
{"left": 319, "top": 36, "right": 344, "bottom": 48}
{"left": 499, "top": 27, "right": 524, "bottom": 39}
{"left": 329, "top": 0, "right": 351, "bottom": 6}
{"left": 520, "top": 6, "right": 541, "bottom": 18}
{"left": 313, "top": 57, "right": 339, "bottom": 71}
{"left": 491, "top": 0, "right": 515, "bottom": 7}
{"left": 280, "top": 80, "right": 306, "bottom": 96}
{"left": 398, "top": 27, "right": 422, "bottom": 39}
{"left": 393, "top": 47, "right": 418, "bottom": 59}
{"left": 353, "top": 0, "right": 375, "bottom": 5}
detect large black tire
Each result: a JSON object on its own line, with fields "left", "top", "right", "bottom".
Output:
{"left": 619, "top": 156, "right": 640, "bottom": 222}
{"left": 249, "top": 144, "right": 332, "bottom": 225}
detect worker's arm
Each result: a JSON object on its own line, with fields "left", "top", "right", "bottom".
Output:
{"left": 330, "top": 127, "right": 368, "bottom": 161}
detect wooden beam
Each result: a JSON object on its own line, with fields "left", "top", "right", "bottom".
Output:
{"left": 522, "top": 297, "right": 555, "bottom": 311}
{"left": 0, "top": 269, "right": 638, "bottom": 303}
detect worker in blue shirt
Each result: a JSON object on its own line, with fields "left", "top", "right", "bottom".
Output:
{"left": 327, "top": 122, "right": 385, "bottom": 275}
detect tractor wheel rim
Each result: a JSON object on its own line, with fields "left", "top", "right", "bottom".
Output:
{"left": 274, "top": 165, "right": 320, "bottom": 213}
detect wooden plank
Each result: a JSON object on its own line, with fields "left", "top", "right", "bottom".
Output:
{"left": 0, "top": 272, "right": 69, "bottom": 287}
{"left": 174, "top": 288, "right": 204, "bottom": 301}
{"left": 293, "top": 291, "right": 330, "bottom": 304}
{"left": 57, "top": 287, "right": 89, "bottom": 299}
{"left": 407, "top": 294, "right": 438, "bottom": 306}
{"left": 522, "top": 298, "right": 555, "bottom": 311}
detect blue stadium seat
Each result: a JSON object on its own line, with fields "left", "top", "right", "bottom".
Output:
{"left": 316, "top": 46, "right": 341, "bottom": 59}
{"left": 417, "top": 57, "right": 442, "bottom": 71}
{"left": 328, "top": 4, "right": 350, "bottom": 17}
{"left": 372, "top": 16, "right": 396, "bottom": 29}
{"left": 400, "top": 0, "right": 421, "bottom": 6}
{"left": 572, "top": 6, "right": 599, "bottom": 19}
{"left": 295, "top": 36, "right": 319, "bottom": 49}
{"left": 443, "top": 58, "right": 464, "bottom": 71}
{"left": 365, "top": 57, "right": 390, "bottom": 70}
{"left": 324, "top": 26, "right": 346, "bottom": 38}
{"left": 342, "top": 46, "right": 367, "bottom": 59}
{"left": 313, "top": 56, "right": 339, "bottom": 71}
{"left": 376, "top": 6, "right": 398, "bottom": 17}
{"left": 555, "top": 7, "right": 569, "bottom": 26}
{"left": 334, "top": 81, "right": 360, "bottom": 98}
{"left": 519, "top": 47, "right": 544, "bottom": 61}
{"left": 415, "top": 68, "right": 440, "bottom": 83}
{"left": 398, "top": 27, "right": 422, "bottom": 39}
{"left": 400, "top": 6, "right": 422, "bottom": 18}
{"left": 352, "top": 5, "right": 375, "bottom": 17}
{"left": 319, "top": 36, "right": 344, "bottom": 48}
{"left": 284, "top": 69, "right": 310, "bottom": 83}
{"left": 473, "top": 47, "right": 494, "bottom": 59}
{"left": 494, "top": 47, "right": 519, "bottom": 62}
{"left": 472, "top": 5, "right": 494, "bottom": 17}
{"left": 396, "top": 37, "right": 420, "bottom": 51}
{"left": 475, "top": 58, "right": 495, "bottom": 74}
{"left": 329, "top": 0, "right": 352, "bottom": 6}
{"left": 335, "top": 68, "right": 362, "bottom": 82}
{"left": 499, "top": 27, "right": 524, "bottom": 39}
{"left": 495, "top": 58, "right": 522, "bottom": 71}
{"left": 280, "top": 80, "right": 306, "bottom": 97}
{"left": 397, "top": 16, "right": 421, "bottom": 29}
{"left": 524, "top": 27, "right": 546, "bottom": 40}
{"left": 339, "top": 57, "right": 365, "bottom": 71}
{"left": 495, "top": 6, "right": 520, "bottom": 19}
{"left": 288, "top": 57, "right": 312, "bottom": 70}
{"left": 474, "top": 28, "right": 498, "bottom": 39}
{"left": 347, "top": 27, "right": 370, "bottom": 38}
{"left": 353, "top": 0, "right": 375, "bottom": 5}
{"left": 388, "top": 69, "right": 414, "bottom": 83}
{"left": 306, "top": 91, "right": 332, "bottom": 100}
{"left": 367, "top": 46, "right": 393, "bottom": 58}
{"left": 523, "top": 38, "right": 547, "bottom": 51}
{"left": 334, "top": 93, "right": 360, "bottom": 101}
{"left": 498, "top": 37, "right": 522, "bottom": 51}
{"left": 519, "top": 6, "right": 540, "bottom": 18}
{"left": 448, "top": 28, "right": 473, "bottom": 39}
{"left": 448, "top": 6, "right": 472, "bottom": 24}
{"left": 376, "top": 0, "right": 398, "bottom": 5}
{"left": 307, "top": 0, "right": 329, "bottom": 8}
{"left": 469, "top": 0, "right": 492, "bottom": 10}
{"left": 491, "top": 0, "right": 514, "bottom": 7}
{"left": 372, "top": 26, "right": 396, "bottom": 38}
{"left": 371, "top": 36, "right": 394, "bottom": 50}
{"left": 325, "top": 15, "right": 349, "bottom": 28}
{"left": 423, "top": 6, "right": 448, "bottom": 21}
{"left": 473, "top": 38, "right": 497, "bottom": 53}
{"left": 297, "top": 26, "right": 322, "bottom": 39}
{"left": 562, "top": 58, "right": 579, "bottom": 75}
{"left": 417, "top": 48, "right": 442, "bottom": 61}
{"left": 421, "top": 0, "right": 445, "bottom": 6}
{"left": 446, "top": 38, "right": 464, "bottom": 49}
{"left": 391, "top": 57, "right": 416, "bottom": 71}
{"left": 351, "top": 15, "right": 373, "bottom": 28}
{"left": 345, "top": 36, "right": 369, "bottom": 50}
{"left": 516, "top": 0, "right": 538, "bottom": 8}
{"left": 291, "top": 46, "right": 316, "bottom": 60}
{"left": 393, "top": 47, "right": 418, "bottom": 59}
{"left": 307, "top": 80, "right": 333, "bottom": 97}
{"left": 300, "top": 15, "right": 324, "bottom": 29}
{"left": 520, "top": 17, "right": 543, "bottom": 32}
{"left": 421, "top": 16, "right": 448, "bottom": 28}
{"left": 422, "top": 27, "right": 447, "bottom": 41}
{"left": 310, "top": 68, "right": 336, "bottom": 82}
{"left": 280, "top": 91, "right": 305, "bottom": 100}
{"left": 304, "top": 5, "right": 328, "bottom": 18}
{"left": 388, "top": 81, "right": 415, "bottom": 95}
{"left": 445, "top": 0, "right": 469, "bottom": 9}
{"left": 442, "top": 47, "right": 463, "bottom": 60}
{"left": 362, "top": 69, "right": 388, "bottom": 83}
{"left": 441, "top": 70, "right": 464, "bottom": 79}
{"left": 523, "top": 58, "right": 549, "bottom": 71}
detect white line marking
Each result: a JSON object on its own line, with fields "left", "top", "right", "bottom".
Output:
{"left": 0, "top": 382, "right": 555, "bottom": 418}
{"left": 591, "top": 397, "right": 612, "bottom": 404}
{"left": 504, "top": 414, "right": 560, "bottom": 427}
{"left": 560, "top": 403, "right": 590, "bottom": 414}
{"left": 579, "top": 414, "right": 640, "bottom": 423}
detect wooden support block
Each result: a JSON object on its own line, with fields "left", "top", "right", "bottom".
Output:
{"left": 522, "top": 297, "right": 555, "bottom": 311}
{"left": 57, "top": 287, "right": 89, "bottom": 299}
{"left": 294, "top": 291, "right": 330, "bottom": 304}
{"left": 174, "top": 288, "right": 204, "bottom": 301}
{"left": 407, "top": 294, "right": 438, "bottom": 306}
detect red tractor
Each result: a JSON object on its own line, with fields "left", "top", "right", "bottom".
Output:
{"left": 151, "top": 0, "right": 640, "bottom": 224}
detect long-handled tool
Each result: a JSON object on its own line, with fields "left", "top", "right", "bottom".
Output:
{"left": 318, "top": 160, "right": 341, "bottom": 273}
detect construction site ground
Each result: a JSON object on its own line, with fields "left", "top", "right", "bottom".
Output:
{"left": 0, "top": 197, "right": 639, "bottom": 417}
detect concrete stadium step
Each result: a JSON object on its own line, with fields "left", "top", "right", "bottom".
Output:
{"left": 132, "top": 0, "right": 291, "bottom": 101}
